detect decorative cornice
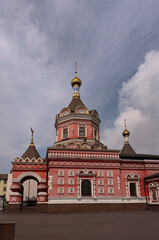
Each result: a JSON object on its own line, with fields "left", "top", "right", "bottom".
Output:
{"left": 56, "top": 113, "right": 100, "bottom": 126}
{"left": 14, "top": 157, "right": 46, "bottom": 163}
{"left": 49, "top": 160, "right": 120, "bottom": 168}
{"left": 48, "top": 150, "right": 120, "bottom": 160}
{"left": 12, "top": 164, "right": 47, "bottom": 169}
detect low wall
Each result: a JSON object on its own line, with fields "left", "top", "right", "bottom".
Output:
{"left": 148, "top": 204, "right": 159, "bottom": 211}
{"left": 6, "top": 204, "right": 48, "bottom": 213}
{"left": 48, "top": 203, "right": 147, "bottom": 213}
{"left": 6, "top": 203, "right": 148, "bottom": 214}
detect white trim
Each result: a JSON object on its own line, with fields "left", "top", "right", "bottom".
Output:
{"left": 47, "top": 196, "right": 146, "bottom": 204}
{"left": 80, "top": 178, "right": 93, "bottom": 197}
{"left": 68, "top": 187, "right": 75, "bottom": 194}
{"left": 107, "top": 171, "right": 113, "bottom": 177}
{"left": 98, "top": 171, "right": 103, "bottom": 177}
{"left": 14, "top": 172, "right": 43, "bottom": 183}
{"left": 68, "top": 170, "right": 74, "bottom": 177}
{"left": 68, "top": 178, "right": 74, "bottom": 185}
{"left": 58, "top": 170, "right": 64, "bottom": 177}
{"left": 108, "top": 179, "right": 114, "bottom": 186}
{"left": 58, "top": 178, "right": 64, "bottom": 185}
{"left": 98, "top": 179, "right": 104, "bottom": 186}
{"left": 58, "top": 187, "right": 64, "bottom": 194}
{"left": 98, "top": 187, "right": 104, "bottom": 194}
{"left": 128, "top": 181, "right": 138, "bottom": 197}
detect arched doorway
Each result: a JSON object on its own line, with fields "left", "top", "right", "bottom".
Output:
{"left": 81, "top": 180, "right": 91, "bottom": 196}
{"left": 21, "top": 177, "right": 38, "bottom": 206}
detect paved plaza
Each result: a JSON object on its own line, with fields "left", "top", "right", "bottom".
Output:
{"left": 0, "top": 211, "right": 159, "bottom": 240}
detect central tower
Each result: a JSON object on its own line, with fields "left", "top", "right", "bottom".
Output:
{"left": 54, "top": 63, "right": 105, "bottom": 150}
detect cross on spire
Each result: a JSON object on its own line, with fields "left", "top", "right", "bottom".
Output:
{"left": 75, "top": 62, "right": 77, "bottom": 77}
{"left": 30, "top": 127, "right": 34, "bottom": 146}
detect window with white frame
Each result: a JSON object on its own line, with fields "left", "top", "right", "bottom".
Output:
{"left": 148, "top": 182, "right": 159, "bottom": 202}
{"left": 129, "top": 182, "right": 137, "bottom": 196}
{"left": 58, "top": 187, "right": 64, "bottom": 194}
{"left": 58, "top": 178, "right": 64, "bottom": 185}
{"left": 58, "top": 170, "right": 64, "bottom": 176}
{"left": 98, "top": 171, "right": 103, "bottom": 177}
{"left": 68, "top": 179, "right": 74, "bottom": 185}
{"left": 108, "top": 187, "right": 114, "bottom": 194}
{"left": 68, "top": 170, "right": 74, "bottom": 177}
{"left": 79, "top": 127, "right": 85, "bottom": 137}
{"left": 98, "top": 187, "right": 104, "bottom": 194}
{"left": 98, "top": 179, "right": 104, "bottom": 186}
{"left": 94, "top": 129, "right": 97, "bottom": 140}
{"left": 63, "top": 128, "right": 68, "bottom": 138}
{"left": 108, "top": 179, "right": 114, "bottom": 186}
{"left": 107, "top": 171, "right": 113, "bottom": 177}
{"left": 68, "top": 187, "right": 75, "bottom": 194}
{"left": 151, "top": 189, "right": 158, "bottom": 201}
{"left": 125, "top": 173, "right": 140, "bottom": 198}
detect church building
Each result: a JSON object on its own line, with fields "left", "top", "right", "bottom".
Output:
{"left": 8, "top": 66, "right": 159, "bottom": 213}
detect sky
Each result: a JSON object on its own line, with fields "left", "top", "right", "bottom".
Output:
{"left": 1, "top": 0, "right": 159, "bottom": 173}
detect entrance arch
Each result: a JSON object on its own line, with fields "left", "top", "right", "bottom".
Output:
{"left": 21, "top": 176, "right": 38, "bottom": 206}
{"left": 81, "top": 180, "right": 91, "bottom": 196}
{"left": 22, "top": 178, "right": 38, "bottom": 205}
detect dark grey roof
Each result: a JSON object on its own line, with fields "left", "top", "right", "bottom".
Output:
{"left": 120, "top": 143, "right": 136, "bottom": 156}
{"left": 144, "top": 172, "right": 159, "bottom": 180}
{"left": 68, "top": 98, "right": 86, "bottom": 112}
{"left": 21, "top": 146, "right": 41, "bottom": 160}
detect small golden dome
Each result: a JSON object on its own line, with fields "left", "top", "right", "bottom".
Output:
{"left": 71, "top": 76, "right": 82, "bottom": 88}
{"left": 122, "top": 128, "right": 130, "bottom": 137}
{"left": 71, "top": 62, "right": 82, "bottom": 99}
{"left": 122, "top": 119, "right": 130, "bottom": 137}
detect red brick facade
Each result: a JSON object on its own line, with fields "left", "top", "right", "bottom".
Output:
{"left": 8, "top": 71, "right": 159, "bottom": 211}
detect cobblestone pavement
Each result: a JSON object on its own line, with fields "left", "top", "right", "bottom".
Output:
{"left": 0, "top": 211, "right": 159, "bottom": 240}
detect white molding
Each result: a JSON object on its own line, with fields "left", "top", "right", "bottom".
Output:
{"left": 47, "top": 196, "right": 146, "bottom": 204}
{"left": 13, "top": 172, "right": 44, "bottom": 183}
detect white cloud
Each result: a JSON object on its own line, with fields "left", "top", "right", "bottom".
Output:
{"left": 102, "top": 50, "right": 159, "bottom": 154}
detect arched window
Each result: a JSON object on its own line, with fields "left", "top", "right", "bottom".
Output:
{"left": 81, "top": 180, "right": 91, "bottom": 196}
{"left": 130, "top": 183, "right": 137, "bottom": 196}
{"left": 152, "top": 189, "right": 157, "bottom": 201}
{"left": 63, "top": 128, "right": 68, "bottom": 138}
{"left": 79, "top": 127, "right": 85, "bottom": 137}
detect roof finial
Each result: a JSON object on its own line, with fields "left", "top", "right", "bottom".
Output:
{"left": 75, "top": 62, "right": 77, "bottom": 77}
{"left": 124, "top": 118, "right": 126, "bottom": 129}
{"left": 30, "top": 127, "right": 34, "bottom": 147}
{"left": 71, "top": 62, "right": 82, "bottom": 99}
{"left": 122, "top": 119, "right": 130, "bottom": 144}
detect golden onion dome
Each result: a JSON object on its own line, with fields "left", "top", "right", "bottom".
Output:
{"left": 122, "top": 128, "right": 130, "bottom": 137}
{"left": 71, "top": 76, "right": 82, "bottom": 87}
{"left": 122, "top": 119, "right": 130, "bottom": 137}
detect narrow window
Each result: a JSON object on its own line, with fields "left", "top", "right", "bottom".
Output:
{"left": 63, "top": 128, "right": 68, "bottom": 138}
{"left": 152, "top": 189, "right": 157, "bottom": 201}
{"left": 79, "top": 127, "right": 85, "bottom": 137}
{"left": 130, "top": 183, "right": 137, "bottom": 196}
{"left": 94, "top": 130, "right": 97, "bottom": 140}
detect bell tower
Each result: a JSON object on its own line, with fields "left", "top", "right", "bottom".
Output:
{"left": 54, "top": 64, "right": 105, "bottom": 150}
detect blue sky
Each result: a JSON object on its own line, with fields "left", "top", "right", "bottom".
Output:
{"left": 1, "top": 0, "right": 159, "bottom": 173}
